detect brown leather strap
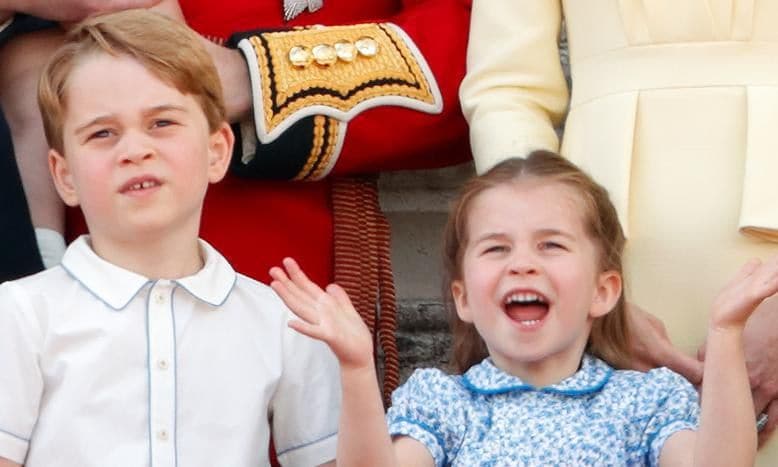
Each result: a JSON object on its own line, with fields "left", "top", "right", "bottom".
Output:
{"left": 332, "top": 176, "right": 400, "bottom": 407}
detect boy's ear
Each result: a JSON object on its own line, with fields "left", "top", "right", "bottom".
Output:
{"left": 451, "top": 279, "right": 473, "bottom": 323}
{"left": 48, "top": 149, "right": 80, "bottom": 207}
{"left": 589, "top": 270, "right": 622, "bottom": 319}
{"left": 207, "top": 122, "right": 234, "bottom": 183}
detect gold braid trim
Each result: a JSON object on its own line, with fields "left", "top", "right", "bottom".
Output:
{"left": 245, "top": 23, "right": 438, "bottom": 137}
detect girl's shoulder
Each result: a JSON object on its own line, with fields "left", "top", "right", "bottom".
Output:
{"left": 394, "top": 367, "right": 471, "bottom": 402}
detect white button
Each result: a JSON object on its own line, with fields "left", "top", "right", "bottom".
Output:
{"left": 157, "top": 359, "right": 169, "bottom": 370}
{"left": 157, "top": 429, "right": 169, "bottom": 441}
{"left": 154, "top": 293, "right": 165, "bottom": 304}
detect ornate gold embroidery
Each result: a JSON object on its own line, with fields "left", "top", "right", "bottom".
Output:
{"left": 246, "top": 23, "right": 437, "bottom": 136}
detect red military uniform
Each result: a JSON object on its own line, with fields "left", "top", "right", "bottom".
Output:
{"left": 182, "top": 0, "right": 471, "bottom": 283}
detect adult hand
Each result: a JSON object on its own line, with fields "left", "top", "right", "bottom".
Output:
{"left": 700, "top": 293, "right": 778, "bottom": 447}
{"left": 200, "top": 38, "right": 252, "bottom": 123}
{"left": 626, "top": 301, "right": 704, "bottom": 385}
{"left": 0, "top": 0, "right": 162, "bottom": 22}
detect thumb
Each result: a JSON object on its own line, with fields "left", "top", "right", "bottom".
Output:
{"left": 662, "top": 346, "right": 704, "bottom": 385}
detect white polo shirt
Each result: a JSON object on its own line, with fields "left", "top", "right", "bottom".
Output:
{"left": 0, "top": 236, "right": 340, "bottom": 466}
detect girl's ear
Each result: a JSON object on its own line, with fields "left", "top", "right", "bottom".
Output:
{"left": 451, "top": 279, "right": 473, "bottom": 323}
{"left": 49, "top": 148, "right": 80, "bottom": 207}
{"left": 590, "top": 270, "right": 622, "bottom": 318}
{"left": 207, "top": 122, "right": 234, "bottom": 183}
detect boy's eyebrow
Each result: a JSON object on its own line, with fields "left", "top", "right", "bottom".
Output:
{"left": 73, "top": 105, "right": 189, "bottom": 134}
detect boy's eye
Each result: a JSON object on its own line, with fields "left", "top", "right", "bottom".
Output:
{"left": 88, "top": 129, "right": 112, "bottom": 140}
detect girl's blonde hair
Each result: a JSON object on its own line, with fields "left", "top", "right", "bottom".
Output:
{"left": 443, "top": 150, "right": 631, "bottom": 373}
{"left": 38, "top": 9, "right": 226, "bottom": 155}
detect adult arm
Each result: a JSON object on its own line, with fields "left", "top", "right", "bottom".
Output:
{"left": 204, "top": 0, "right": 471, "bottom": 182}
{"left": 0, "top": 0, "right": 161, "bottom": 22}
{"left": 459, "top": 0, "right": 568, "bottom": 173}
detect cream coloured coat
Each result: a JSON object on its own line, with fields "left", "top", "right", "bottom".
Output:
{"left": 461, "top": 0, "right": 778, "bottom": 463}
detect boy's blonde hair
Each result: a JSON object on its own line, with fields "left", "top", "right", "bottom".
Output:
{"left": 38, "top": 9, "right": 226, "bottom": 154}
{"left": 443, "top": 151, "right": 632, "bottom": 373}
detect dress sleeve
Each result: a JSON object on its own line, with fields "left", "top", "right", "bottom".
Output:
{"left": 227, "top": 0, "right": 472, "bottom": 181}
{"left": 270, "top": 304, "right": 341, "bottom": 467}
{"left": 386, "top": 369, "right": 469, "bottom": 467}
{"left": 637, "top": 368, "right": 699, "bottom": 467}
{"left": 0, "top": 281, "right": 44, "bottom": 464}
{"left": 459, "top": 0, "right": 569, "bottom": 173}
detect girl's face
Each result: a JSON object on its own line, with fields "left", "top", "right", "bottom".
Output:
{"left": 451, "top": 179, "right": 621, "bottom": 387}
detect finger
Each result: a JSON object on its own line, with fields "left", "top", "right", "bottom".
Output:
{"left": 282, "top": 257, "right": 326, "bottom": 298}
{"left": 758, "top": 400, "right": 778, "bottom": 448}
{"left": 326, "top": 283, "right": 357, "bottom": 313}
{"left": 270, "top": 280, "right": 320, "bottom": 325}
{"left": 696, "top": 340, "right": 707, "bottom": 362}
{"left": 271, "top": 261, "right": 320, "bottom": 307}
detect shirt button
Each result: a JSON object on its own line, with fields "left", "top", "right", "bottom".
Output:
{"left": 157, "top": 429, "right": 169, "bottom": 441}
{"left": 157, "top": 359, "right": 169, "bottom": 370}
{"left": 154, "top": 293, "right": 165, "bottom": 305}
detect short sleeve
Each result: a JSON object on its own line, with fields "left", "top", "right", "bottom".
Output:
{"left": 639, "top": 368, "right": 699, "bottom": 467}
{"left": 271, "top": 304, "right": 341, "bottom": 467}
{"left": 386, "top": 369, "right": 470, "bottom": 467}
{"left": 0, "top": 281, "right": 44, "bottom": 464}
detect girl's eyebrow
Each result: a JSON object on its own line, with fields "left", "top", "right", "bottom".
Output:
{"left": 535, "top": 228, "right": 576, "bottom": 240}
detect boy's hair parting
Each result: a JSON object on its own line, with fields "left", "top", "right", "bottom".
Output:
{"left": 38, "top": 9, "right": 226, "bottom": 154}
{"left": 442, "top": 150, "right": 632, "bottom": 373}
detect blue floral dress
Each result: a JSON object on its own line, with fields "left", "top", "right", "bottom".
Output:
{"left": 386, "top": 354, "right": 698, "bottom": 466}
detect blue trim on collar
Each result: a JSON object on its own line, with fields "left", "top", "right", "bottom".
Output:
{"left": 0, "top": 426, "right": 29, "bottom": 442}
{"left": 61, "top": 236, "right": 237, "bottom": 310}
{"left": 461, "top": 354, "right": 613, "bottom": 396}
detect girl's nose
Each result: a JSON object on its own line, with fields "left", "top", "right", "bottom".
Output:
{"left": 508, "top": 252, "right": 539, "bottom": 275}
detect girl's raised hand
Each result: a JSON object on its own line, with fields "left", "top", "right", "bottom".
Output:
{"left": 711, "top": 255, "right": 778, "bottom": 331}
{"left": 270, "top": 257, "right": 374, "bottom": 370}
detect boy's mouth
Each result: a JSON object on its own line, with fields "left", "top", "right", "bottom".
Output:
{"left": 120, "top": 176, "right": 162, "bottom": 194}
{"left": 503, "top": 291, "right": 550, "bottom": 328}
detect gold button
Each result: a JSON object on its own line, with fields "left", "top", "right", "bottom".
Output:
{"left": 355, "top": 36, "right": 379, "bottom": 57}
{"left": 334, "top": 40, "right": 357, "bottom": 62}
{"left": 289, "top": 45, "right": 312, "bottom": 67}
{"left": 312, "top": 44, "right": 337, "bottom": 66}
{"left": 154, "top": 293, "right": 165, "bottom": 305}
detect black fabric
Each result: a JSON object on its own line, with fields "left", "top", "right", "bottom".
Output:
{"left": 0, "top": 111, "right": 44, "bottom": 281}
{"left": 0, "top": 14, "right": 53, "bottom": 281}
{"left": 229, "top": 117, "right": 316, "bottom": 180}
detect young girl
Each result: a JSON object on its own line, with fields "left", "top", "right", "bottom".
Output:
{"left": 270, "top": 150, "right": 777, "bottom": 466}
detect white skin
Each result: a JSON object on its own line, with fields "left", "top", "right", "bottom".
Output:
{"left": 0, "top": 0, "right": 249, "bottom": 243}
{"left": 270, "top": 178, "right": 778, "bottom": 467}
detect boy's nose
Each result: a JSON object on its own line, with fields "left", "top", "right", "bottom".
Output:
{"left": 119, "top": 133, "right": 155, "bottom": 164}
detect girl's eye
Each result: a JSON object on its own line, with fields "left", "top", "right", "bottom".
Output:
{"left": 483, "top": 245, "right": 508, "bottom": 254}
{"left": 153, "top": 119, "right": 175, "bottom": 128}
{"left": 539, "top": 241, "right": 565, "bottom": 251}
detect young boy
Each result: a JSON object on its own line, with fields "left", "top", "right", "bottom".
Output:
{"left": 0, "top": 10, "right": 339, "bottom": 467}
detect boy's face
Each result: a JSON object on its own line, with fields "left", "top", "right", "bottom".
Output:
{"left": 49, "top": 52, "right": 232, "bottom": 244}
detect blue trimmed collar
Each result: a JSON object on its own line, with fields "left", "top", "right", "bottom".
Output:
{"left": 61, "top": 235, "right": 236, "bottom": 310}
{"left": 461, "top": 354, "right": 613, "bottom": 396}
